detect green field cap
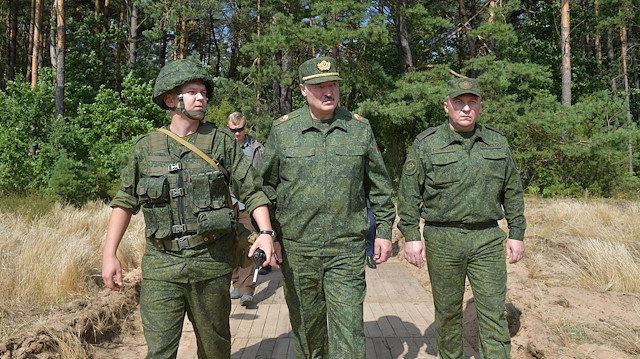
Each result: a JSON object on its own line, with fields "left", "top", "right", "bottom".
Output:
{"left": 299, "top": 56, "right": 342, "bottom": 84}
{"left": 447, "top": 78, "right": 482, "bottom": 99}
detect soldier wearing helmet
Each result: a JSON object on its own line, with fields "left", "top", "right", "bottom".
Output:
{"left": 102, "top": 59, "right": 279, "bottom": 358}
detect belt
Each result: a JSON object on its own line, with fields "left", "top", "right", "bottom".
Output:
{"left": 424, "top": 221, "right": 498, "bottom": 230}
{"left": 149, "top": 233, "right": 219, "bottom": 251}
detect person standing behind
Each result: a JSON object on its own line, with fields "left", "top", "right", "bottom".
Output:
{"left": 397, "top": 77, "right": 526, "bottom": 359}
{"left": 260, "top": 56, "right": 396, "bottom": 359}
{"left": 102, "top": 59, "right": 278, "bottom": 359}
{"left": 227, "top": 111, "right": 267, "bottom": 306}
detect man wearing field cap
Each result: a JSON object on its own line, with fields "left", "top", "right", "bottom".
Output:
{"left": 397, "top": 77, "right": 526, "bottom": 359}
{"left": 260, "top": 56, "right": 396, "bottom": 358}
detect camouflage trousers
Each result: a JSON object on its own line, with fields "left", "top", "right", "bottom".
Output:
{"left": 140, "top": 274, "right": 232, "bottom": 359}
{"left": 281, "top": 248, "right": 366, "bottom": 359}
{"left": 424, "top": 225, "right": 511, "bottom": 359}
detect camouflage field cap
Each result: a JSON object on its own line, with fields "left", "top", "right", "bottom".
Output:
{"left": 298, "top": 56, "right": 342, "bottom": 84}
{"left": 152, "top": 59, "right": 214, "bottom": 110}
{"left": 447, "top": 78, "right": 482, "bottom": 99}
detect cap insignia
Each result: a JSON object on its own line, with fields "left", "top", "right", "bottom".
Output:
{"left": 317, "top": 60, "right": 331, "bottom": 71}
{"left": 459, "top": 80, "right": 473, "bottom": 90}
{"left": 279, "top": 115, "right": 289, "bottom": 121}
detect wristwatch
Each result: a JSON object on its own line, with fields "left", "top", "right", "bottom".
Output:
{"left": 259, "top": 230, "right": 277, "bottom": 241}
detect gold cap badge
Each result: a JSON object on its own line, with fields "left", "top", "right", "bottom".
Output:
{"left": 317, "top": 60, "right": 331, "bottom": 71}
{"left": 459, "top": 80, "right": 473, "bottom": 89}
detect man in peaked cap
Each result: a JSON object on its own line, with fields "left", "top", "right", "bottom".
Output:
{"left": 259, "top": 56, "right": 396, "bottom": 358}
{"left": 102, "top": 59, "right": 278, "bottom": 358}
{"left": 397, "top": 77, "right": 526, "bottom": 359}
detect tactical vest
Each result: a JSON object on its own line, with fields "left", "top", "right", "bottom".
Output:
{"left": 136, "top": 125, "right": 237, "bottom": 251}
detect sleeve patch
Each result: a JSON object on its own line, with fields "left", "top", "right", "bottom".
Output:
{"left": 403, "top": 159, "right": 418, "bottom": 176}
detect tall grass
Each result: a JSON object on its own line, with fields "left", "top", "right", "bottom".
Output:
{"left": 524, "top": 197, "right": 640, "bottom": 293}
{"left": 0, "top": 200, "right": 144, "bottom": 339}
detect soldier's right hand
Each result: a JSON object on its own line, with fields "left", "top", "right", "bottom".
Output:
{"left": 102, "top": 254, "right": 123, "bottom": 291}
{"left": 403, "top": 240, "right": 426, "bottom": 268}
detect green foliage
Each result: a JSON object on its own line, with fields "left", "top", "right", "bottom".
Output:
{"left": 47, "top": 154, "right": 94, "bottom": 206}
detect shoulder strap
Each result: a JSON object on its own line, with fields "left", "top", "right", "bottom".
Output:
{"left": 157, "top": 128, "right": 234, "bottom": 209}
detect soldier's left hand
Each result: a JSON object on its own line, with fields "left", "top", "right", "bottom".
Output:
{"left": 374, "top": 238, "right": 392, "bottom": 264}
{"left": 505, "top": 238, "right": 525, "bottom": 264}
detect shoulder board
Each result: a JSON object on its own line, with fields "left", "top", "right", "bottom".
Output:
{"left": 485, "top": 125, "right": 505, "bottom": 136}
{"left": 416, "top": 127, "right": 437, "bottom": 140}
{"left": 274, "top": 111, "right": 300, "bottom": 126}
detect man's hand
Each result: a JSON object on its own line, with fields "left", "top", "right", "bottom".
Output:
{"left": 102, "top": 254, "right": 123, "bottom": 291}
{"left": 404, "top": 240, "right": 426, "bottom": 268}
{"left": 505, "top": 239, "right": 525, "bottom": 264}
{"left": 374, "top": 238, "right": 392, "bottom": 264}
{"left": 249, "top": 234, "right": 281, "bottom": 269}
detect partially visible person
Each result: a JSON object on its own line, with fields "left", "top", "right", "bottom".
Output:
{"left": 102, "top": 59, "right": 279, "bottom": 358}
{"left": 365, "top": 197, "right": 377, "bottom": 269}
{"left": 260, "top": 56, "right": 396, "bottom": 358}
{"left": 227, "top": 111, "right": 267, "bottom": 306}
{"left": 397, "top": 77, "right": 526, "bottom": 359}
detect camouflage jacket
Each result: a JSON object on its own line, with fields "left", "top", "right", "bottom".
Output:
{"left": 110, "top": 122, "right": 269, "bottom": 282}
{"left": 397, "top": 122, "right": 526, "bottom": 242}
{"left": 260, "top": 105, "right": 395, "bottom": 256}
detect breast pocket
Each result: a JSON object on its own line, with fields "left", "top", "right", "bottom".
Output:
{"left": 333, "top": 146, "right": 366, "bottom": 178}
{"left": 481, "top": 150, "right": 507, "bottom": 182}
{"left": 429, "top": 152, "right": 462, "bottom": 187}
{"left": 282, "top": 146, "right": 316, "bottom": 180}
{"left": 480, "top": 150, "right": 507, "bottom": 199}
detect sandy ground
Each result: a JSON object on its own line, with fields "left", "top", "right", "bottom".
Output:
{"left": 2, "top": 238, "right": 640, "bottom": 359}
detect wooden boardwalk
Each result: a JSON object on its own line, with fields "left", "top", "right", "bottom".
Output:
{"left": 177, "top": 261, "right": 479, "bottom": 358}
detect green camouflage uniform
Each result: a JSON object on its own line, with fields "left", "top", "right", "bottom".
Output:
{"left": 397, "top": 103, "right": 526, "bottom": 358}
{"left": 111, "top": 122, "right": 269, "bottom": 359}
{"left": 260, "top": 102, "right": 395, "bottom": 358}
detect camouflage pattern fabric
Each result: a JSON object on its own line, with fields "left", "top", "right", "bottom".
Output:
{"left": 260, "top": 104, "right": 395, "bottom": 358}
{"left": 111, "top": 122, "right": 269, "bottom": 358}
{"left": 260, "top": 105, "right": 395, "bottom": 255}
{"left": 280, "top": 246, "right": 366, "bottom": 359}
{"left": 425, "top": 226, "right": 511, "bottom": 359}
{"left": 397, "top": 122, "right": 525, "bottom": 359}
{"left": 397, "top": 122, "right": 525, "bottom": 243}
{"left": 140, "top": 275, "right": 232, "bottom": 359}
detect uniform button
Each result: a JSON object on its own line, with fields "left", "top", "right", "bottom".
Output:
{"left": 204, "top": 236, "right": 209, "bottom": 241}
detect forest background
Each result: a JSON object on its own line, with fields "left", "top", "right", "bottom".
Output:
{"left": 1, "top": 0, "right": 640, "bottom": 204}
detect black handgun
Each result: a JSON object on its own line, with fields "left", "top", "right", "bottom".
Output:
{"left": 252, "top": 248, "right": 266, "bottom": 284}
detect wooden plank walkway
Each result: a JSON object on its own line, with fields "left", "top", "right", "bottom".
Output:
{"left": 176, "top": 260, "right": 479, "bottom": 359}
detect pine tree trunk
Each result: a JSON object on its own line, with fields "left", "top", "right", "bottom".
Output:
{"left": 55, "top": 0, "right": 65, "bottom": 119}
{"left": 128, "top": 2, "right": 138, "bottom": 67}
{"left": 620, "top": 22, "right": 633, "bottom": 174}
{"left": 5, "top": 0, "right": 17, "bottom": 82}
{"left": 594, "top": 0, "right": 602, "bottom": 71}
{"left": 30, "top": 0, "right": 43, "bottom": 89}
{"left": 561, "top": 0, "right": 571, "bottom": 106}
{"left": 607, "top": 27, "right": 617, "bottom": 95}
{"left": 395, "top": 0, "right": 415, "bottom": 73}
{"left": 114, "top": 0, "right": 124, "bottom": 91}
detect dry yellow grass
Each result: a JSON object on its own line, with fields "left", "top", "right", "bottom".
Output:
{"left": 523, "top": 197, "right": 640, "bottom": 293}
{"left": 0, "top": 200, "right": 144, "bottom": 339}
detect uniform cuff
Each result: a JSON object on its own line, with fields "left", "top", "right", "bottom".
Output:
{"left": 244, "top": 191, "right": 270, "bottom": 215}
{"left": 508, "top": 228, "right": 525, "bottom": 241}
{"left": 110, "top": 190, "right": 139, "bottom": 214}
{"left": 376, "top": 226, "right": 392, "bottom": 241}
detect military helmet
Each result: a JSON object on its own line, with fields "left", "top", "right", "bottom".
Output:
{"left": 152, "top": 59, "right": 214, "bottom": 110}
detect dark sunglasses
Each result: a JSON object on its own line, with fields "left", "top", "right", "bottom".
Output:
{"left": 228, "top": 125, "right": 245, "bottom": 133}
